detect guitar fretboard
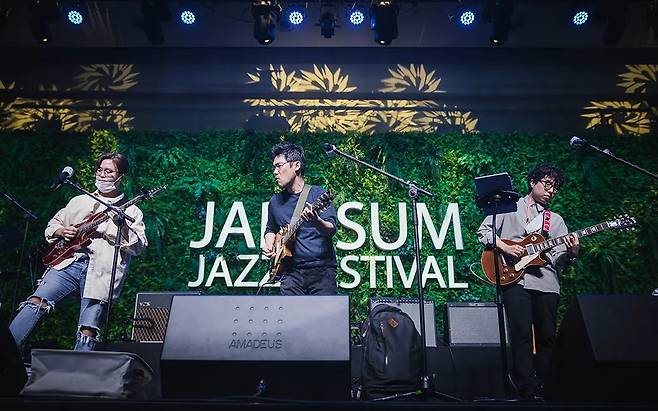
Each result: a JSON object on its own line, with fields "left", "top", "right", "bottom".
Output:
{"left": 533, "top": 222, "right": 610, "bottom": 253}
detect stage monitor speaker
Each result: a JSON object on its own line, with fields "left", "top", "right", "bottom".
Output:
{"left": 369, "top": 297, "right": 437, "bottom": 347}
{"left": 161, "top": 295, "right": 351, "bottom": 400}
{"left": 546, "top": 294, "right": 658, "bottom": 402}
{"left": 445, "top": 302, "right": 509, "bottom": 346}
{"left": 0, "top": 323, "right": 27, "bottom": 396}
{"left": 132, "top": 291, "right": 200, "bottom": 343}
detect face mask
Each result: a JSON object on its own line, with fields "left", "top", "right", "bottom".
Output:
{"left": 95, "top": 176, "right": 121, "bottom": 194}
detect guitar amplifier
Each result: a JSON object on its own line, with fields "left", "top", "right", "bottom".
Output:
{"left": 445, "top": 302, "right": 509, "bottom": 346}
{"left": 369, "top": 297, "right": 437, "bottom": 347}
{"left": 131, "top": 292, "right": 200, "bottom": 343}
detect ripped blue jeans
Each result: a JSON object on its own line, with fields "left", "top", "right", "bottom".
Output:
{"left": 9, "top": 258, "right": 106, "bottom": 352}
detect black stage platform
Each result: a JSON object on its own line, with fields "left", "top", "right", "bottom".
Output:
{"left": 2, "top": 342, "right": 656, "bottom": 411}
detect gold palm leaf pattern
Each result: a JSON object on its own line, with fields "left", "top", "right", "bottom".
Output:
{"left": 617, "top": 64, "right": 657, "bottom": 94}
{"left": 73, "top": 64, "right": 139, "bottom": 91}
{"left": 0, "top": 80, "right": 18, "bottom": 117}
{"left": 243, "top": 64, "right": 477, "bottom": 134}
{"left": 76, "top": 100, "right": 134, "bottom": 131}
{"left": 379, "top": 64, "right": 445, "bottom": 93}
{"left": 3, "top": 85, "right": 79, "bottom": 131}
{"left": 581, "top": 64, "right": 655, "bottom": 136}
{"left": 581, "top": 101, "right": 651, "bottom": 136}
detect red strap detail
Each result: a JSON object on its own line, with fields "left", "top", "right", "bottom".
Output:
{"left": 542, "top": 210, "right": 551, "bottom": 235}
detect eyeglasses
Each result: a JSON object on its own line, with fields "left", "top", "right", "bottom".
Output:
{"left": 96, "top": 168, "right": 117, "bottom": 176}
{"left": 539, "top": 179, "right": 559, "bottom": 192}
{"left": 272, "top": 161, "right": 293, "bottom": 171}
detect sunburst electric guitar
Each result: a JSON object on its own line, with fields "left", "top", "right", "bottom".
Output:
{"left": 266, "top": 191, "right": 334, "bottom": 281}
{"left": 42, "top": 186, "right": 166, "bottom": 267}
{"left": 480, "top": 215, "right": 637, "bottom": 286}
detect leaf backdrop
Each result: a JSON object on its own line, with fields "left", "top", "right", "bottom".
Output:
{"left": 0, "top": 130, "right": 656, "bottom": 348}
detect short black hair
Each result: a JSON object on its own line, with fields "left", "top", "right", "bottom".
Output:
{"left": 96, "top": 153, "right": 129, "bottom": 176}
{"left": 271, "top": 142, "right": 305, "bottom": 176}
{"left": 527, "top": 163, "right": 565, "bottom": 192}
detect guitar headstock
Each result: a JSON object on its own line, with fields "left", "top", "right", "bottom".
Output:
{"left": 313, "top": 190, "right": 334, "bottom": 214}
{"left": 140, "top": 185, "right": 167, "bottom": 200}
{"left": 608, "top": 214, "right": 637, "bottom": 231}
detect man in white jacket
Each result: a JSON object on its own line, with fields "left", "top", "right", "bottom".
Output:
{"left": 10, "top": 153, "right": 147, "bottom": 351}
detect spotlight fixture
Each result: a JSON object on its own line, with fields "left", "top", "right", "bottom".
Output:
{"left": 141, "top": 0, "right": 172, "bottom": 45}
{"left": 483, "top": 0, "right": 513, "bottom": 46}
{"left": 282, "top": 4, "right": 306, "bottom": 27}
{"left": 67, "top": 9, "right": 83, "bottom": 25}
{"left": 252, "top": 0, "right": 279, "bottom": 45}
{"left": 649, "top": 0, "right": 658, "bottom": 40}
{"left": 568, "top": 1, "right": 591, "bottom": 27}
{"left": 459, "top": 10, "right": 476, "bottom": 26}
{"left": 598, "top": 0, "right": 628, "bottom": 46}
{"left": 370, "top": 0, "right": 398, "bottom": 45}
{"left": 180, "top": 9, "right": 196, "bottom": 25}
{"left": 0, "top": 1, "right": 12, "bottom": 33}
{"left": 451, "top": 1, "right": 477, "bottom": 28}
{"left": 346, "top": 5, "right": 366, "bottom": 26}
{"left": 572, "top": 10, "right": 588, "bottom": 26}
{"left": 28, "top": 0, "right": 61, "bottom": 44}
{"left": 318, "top": 1, "right": 339, "bottom": 38}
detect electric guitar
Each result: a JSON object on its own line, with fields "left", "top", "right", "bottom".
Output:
{"left": 42, "top": 186, "right": 166, "bottom": 267}
{"left": 266, "top": 191, "right": 334, "bottom": 281}
{"left": 480, "top": 215, "right": 637, "bottom": 286}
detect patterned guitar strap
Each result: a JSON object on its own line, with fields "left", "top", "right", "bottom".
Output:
{"left": 542, "top": 209, "right": 552, "bottom": 238}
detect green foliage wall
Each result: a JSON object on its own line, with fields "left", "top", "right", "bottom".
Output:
{"left": 1, "top": 130, "right": 657, "bottom": 348}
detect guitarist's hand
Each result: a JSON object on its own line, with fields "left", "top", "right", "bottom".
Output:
{"left": 55, "top": 226, "right": 78, "bottom": 241}
{"left": 300, "top": 203, "right": 320, "bottom": 223}
{"left": 564, "top": 233, "right": 580, "bottom": 257}
{"left": 262, "top": 233, "right": 276, "bottom": 258}
{"left": 499, "top": 242, "right": 525, "bottom": 258}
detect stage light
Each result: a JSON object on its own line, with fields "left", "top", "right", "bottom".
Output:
{"left": 288, "top": 10, "right": 304, "bottom": 25}
{"left": 141, "top": 0, "right": 172, "bottom": 45}
{"left": 483, "top": 0, "right": 513, "bottom": 46}
{"left": 28, "top": 0, "right": 60, "bottom": 44}
{"left": 319, "top": 11, "right": 337, "bottom": 38}
{"left": 318, "top": 1, "right": 338, "bottom": 38}
{"left": 572, "top": 10, "right": 588, "bottom": 26}
{"left": 252, "top": 0, "right": 279, "bottom": 45}
{"left": 346, "top": 5, "right": 366, "bottom": 26}
{"left": 650, "top": 0, "right": 658, "bottom": 39}
{"left": 370, "top": 0, "right": 398, "bottom": 45}
{"left": 459, "top": 10, "right": 476, "bottom": 26}
{"left": 180, "top": 10, "right": 195, "bottom": 25}
{"left": 67, "top": 9, "right": 83, "bottom": 25}
{"left": 598, "top": 0, "right": 628, "bottom": 46}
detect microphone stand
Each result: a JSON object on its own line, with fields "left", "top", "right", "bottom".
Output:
{"left": 2, "top": 190, "right": 38, "bottom": 325}
{"left": 476, "top": 189, "right": 520, "bottom": 399}
{"left": 325, "top": 144, "right": 460, "bottom": 402}
{"left": 63, "top": 179, "right": 134, "bottom": 351}
{"left": 580, "top": 141, "right": 658, "bottom": 180}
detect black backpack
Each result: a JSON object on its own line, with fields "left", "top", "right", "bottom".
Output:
{"left": 360, "top": 304, "right": 422, "bottom": 398}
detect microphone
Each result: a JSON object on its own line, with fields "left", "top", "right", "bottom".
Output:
{"left": 570, "top": 136, "right": 590, "bottom": 148}
{"left": 323, "top": 143, "right": 336, "bottom": 157}
{"left": 49, "top": 166, "right": 74, "bottom": 190}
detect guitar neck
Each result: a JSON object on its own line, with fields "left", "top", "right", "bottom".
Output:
{"left": 534, "top": 222, "right": 611, "bottom": 252}
{"left": 78, "top": 194, "right": 144, "bottom": 235}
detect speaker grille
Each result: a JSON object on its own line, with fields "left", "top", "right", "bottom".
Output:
{"left": 446, "top": 302, "right": 509, "bottom": 346}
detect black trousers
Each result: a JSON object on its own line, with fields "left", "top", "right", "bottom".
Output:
{"left": 280, "top": 265, "right": 337, "bottom": 296}
{"left": 502, "top": 283, "right": 559, "bottom": 397}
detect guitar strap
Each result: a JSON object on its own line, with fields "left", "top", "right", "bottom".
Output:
{"left": 289, "top": 184, "right": 312, "bottom": 227}
{"left": 542, "top": 209, "right": 552, "bottom": 237}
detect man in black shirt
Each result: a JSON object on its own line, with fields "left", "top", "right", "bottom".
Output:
{"left": 262, "top": 142, "right": 338, "bottom": 295}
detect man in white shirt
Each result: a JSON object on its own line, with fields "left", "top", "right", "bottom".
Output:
{"left": 477, "top": 163, "right": 579, "bottom": 399}
{"left": 10, "top": 153, "right": 147, "bottom": 351}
